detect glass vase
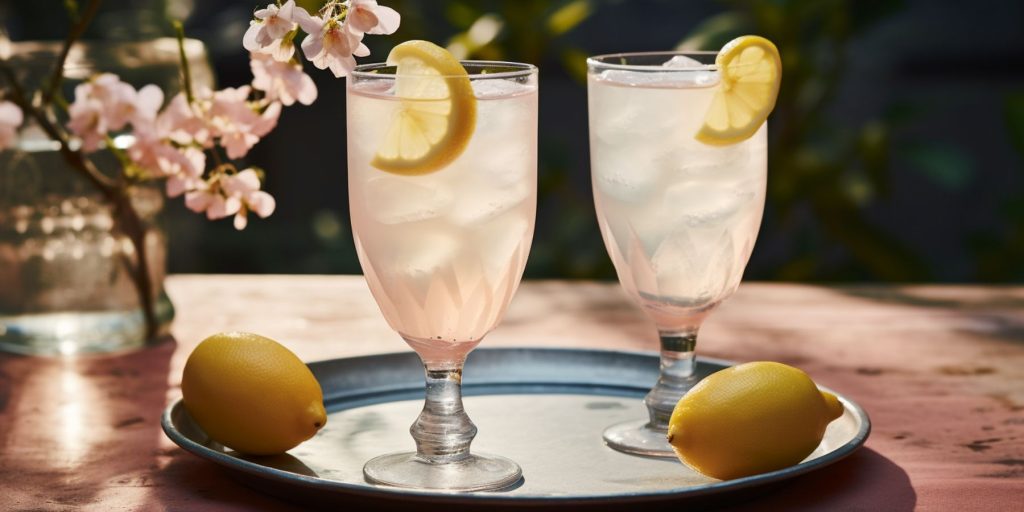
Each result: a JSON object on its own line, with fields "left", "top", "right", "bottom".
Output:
{"left": 0, "top": 38, "right": 213, "bottom": 355}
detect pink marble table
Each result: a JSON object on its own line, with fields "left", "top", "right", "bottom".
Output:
{"left": 2, "top": 275, "right": 1022, "bottom": 510}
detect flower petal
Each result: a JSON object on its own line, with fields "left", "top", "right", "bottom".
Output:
{"left": 296, "top": 72, "right": 318, "bottom": 105}
{"left": 185, "top": 190, "right": 212, "bottom": 213}
{"left": 243, "top": 20, "right": 263, "bottom": 51}
{"left": 369, "top": 5, "right": 401, "bottom": 35}
{"left": 300, "top": 33, "right": 324, "bottom": 64}
{"left": 293, "top": 9, "right": 324, "bottom": 35}
{"left": 233, "top": 210, "right": 249, "bottom": 230}
{"left": 247, "top": 190, "right": 276, "bottom": 218}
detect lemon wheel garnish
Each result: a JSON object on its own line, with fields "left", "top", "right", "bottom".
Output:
{"left": 696, "top": 35, "right": 781, "bottom": 146}
{"left": 371, "top": 40, "right": 477, "bottom": 175}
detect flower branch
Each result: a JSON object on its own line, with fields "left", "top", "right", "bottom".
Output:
{"left": 41, "top": 0, "right": 102, "bottom": 108}
{"left": 0, "top": 0, "right": 402, "bottom": 342}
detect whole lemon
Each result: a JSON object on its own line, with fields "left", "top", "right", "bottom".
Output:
{"left": 667, "top": 361, "right": 844, "bottom": 480}
{"left": 181, "top": 332, "right": 327, "bottom": 455}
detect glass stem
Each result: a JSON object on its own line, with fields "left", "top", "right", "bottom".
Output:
{"left": 644, "top": 329, "right": 698, "bottom": 430}
{"left": 410, "top": 359, "right": 477, "bottom": 464}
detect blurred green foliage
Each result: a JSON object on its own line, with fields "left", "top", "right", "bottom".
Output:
{"left": 12, "top": 0, "right": 1013, "bottom": 282}
{"left": 680, "top": 0, "right": 940, "bottom": 281}
{"left": 415, "top": 0, "right": 956, "bottom": 281}
{"left": 971, "top": 93, "right": 1024, "bottom": 281}
{"left": 317, "top": 0, "right": 992, "bottom": 281}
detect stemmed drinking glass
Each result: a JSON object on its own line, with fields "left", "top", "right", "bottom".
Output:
{"left": 587, "top": 51, "right": 767, "bottom": 457}
{"left": 347, "top": 59, "right": 538, "bottom": 490}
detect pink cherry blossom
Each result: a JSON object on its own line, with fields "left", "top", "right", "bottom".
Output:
{"left": 184, "top": 185, "right": 214, "bottom": 214}
{"left": 346, "top": 0, "right": 401, "bottom": 36}
{"left": 254, "top": 101, "right": 282, "bottom": 138}
{"left": 66, "top": 99, "right": 106, "bottom": 152}
{"left": 86, "top": 74, "right": 138, "bottom": 128}
{"left": 243, "top": 0, "right": 300, "bottom": 61}
{"left": 184, "top": 184, "right": 242, "bottom": 221}
{"left": 202, "top": 86, "right": 280, "bottom": 159}
{"left": 296, "top": 14, "right": 367, "bottom": 78}
{"left": 132, "top": 85, "right": 164, "bottom": 126}
{"left": 158, "top": 92, "right": 211, "bottom": 146}
{"left": 221, "top": 169, "right": 276, "bottom": 230}
{"left": 163, "top": 148, "right": 207, "bottom": 197}
{"left": 0, "top": 100, "right": 23, "bottom": 151}
{"left": 250, "top": 52, "right": 317, "bottom": 106}
{"left": 66, "top": 73, "right": 142, "bottom": 152}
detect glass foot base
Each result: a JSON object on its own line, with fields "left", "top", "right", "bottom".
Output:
{"left": 603, "top": 419, "right": 677, "bottom": 458}
{"left": 363, "top": 452, "right": 522, "bottom": 492}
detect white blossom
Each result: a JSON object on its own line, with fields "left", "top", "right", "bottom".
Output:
{"left": 250, "top": 52, "right": 317, "bottom": 106}
{"left": 0, "top": 100, "right": 23, "bottom": 151}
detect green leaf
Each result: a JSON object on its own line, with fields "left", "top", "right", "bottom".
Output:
{"left": 882, "top": 101, "right": 922, "bottom": 126}
{"left": 858, "top": 120, "right": 889, "bottom": 196}
{"left": 63, "top": 0, "right": 78, "bottom": 19}
{"left": 677, "top": 12, "right": 750, "bottom": 51}
{"left": 901, "top": 143, "right": 973, "bottom": 190}
{"left": 445, "top": 1, "right": 480, "bottom": 29}
{"left": 1005, "top": 92, "right": 1024, "bottom": 156}
{"left": 546, "top": 0, "right": 591, "bottom": 36}
{"left": 560, "top": 47, "right": 589, "bottom": 84}
{"left": 296, "top": 0, "right": 326, "bottom": 14}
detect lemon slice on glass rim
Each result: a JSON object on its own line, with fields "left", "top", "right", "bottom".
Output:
{"left": 371, "top": 40, "right": 477, "bottom": 175}
{"left": 696, "top": 35, "right": 782, "bottom": 146}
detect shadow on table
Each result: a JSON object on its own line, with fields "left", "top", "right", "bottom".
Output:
{"left": 842, "top": 285, "right": 1024, "bottom": 309}
{"left": 835, "top": 285, "right": 1024, "bottom": 346}
{"left": 155, "top": 452, "right": 307, "bottom": 511}
{"left": 718, "top": 447, "right": 916, "bottom": 511}
{"left": 152, "top": 447, "right": 913, "bottom": 512}
{"left": 0, "top": 336, "right": 178, "bottom": 508}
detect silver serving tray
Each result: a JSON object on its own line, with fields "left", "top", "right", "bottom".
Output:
{"left": 162, "top": 348, "right": 870, "bottom": 509}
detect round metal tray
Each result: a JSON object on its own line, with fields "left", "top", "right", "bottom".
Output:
{"left": 162, "top": 348, "right": 870, "bottom": 509}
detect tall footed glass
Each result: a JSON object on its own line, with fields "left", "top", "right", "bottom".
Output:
{"left": 587, "top": 52, "right": 767, "bottom": 457}
{"left": 347, "top": 60, "right": 538, "bottom": 490}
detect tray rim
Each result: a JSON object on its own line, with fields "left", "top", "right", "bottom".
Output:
{"left": 161, "top": 347, "right": 872, "bottom": 506}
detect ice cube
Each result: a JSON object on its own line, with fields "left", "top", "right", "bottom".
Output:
{"left": 593, "top": 143, "right": 667, "bottom": 203}
{"left": 661, "top": 56, "right": 719, "bottom": 85}
{"left": 471, "top": 79, "right": 534, "bottom": 99}
{"left": 595, "top": 70, "right": 664, "bottom": 87}
{"left": 662, "top": 181, "right": 754, "bottom": 227}
{"left": 458, "top": 137, "right": 532, "bottom": 188}
{"left": 474, "top": 215, "right": 531, "bottom": 276}
{"left": 394, "top": 229, "right": 461, "bottom": 276}
{"left": 596, "top": 68, "right": 719, "bottom": 88}
{"left": 662, "top": 55, "right": 704, "bottom": 68}
{"left": 589, "top": 75, "right": 684, "bottom": 146}
{"left": 481, "top": 143, "right": 532, "bottom": 188}
{"left": 650, "top": 230, "right": 734, "bottom": 303}
{"left": 668, "top": 143, "right": 752, "bottom": 180}
{"left": 449, "top": 181, "right": 531, "bottom": 226}
{"left": 370, "top": 227, "right": 462, "bottom": 316}
{"left": 364, "top": 176, "right": 453, "bottom": 225}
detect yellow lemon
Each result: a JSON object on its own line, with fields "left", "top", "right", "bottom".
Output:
{"left": 696, "top": 35, "right": 782, "bottom": 146}
{"left": 371, "top": 40, "right": 477, "bottom": 175}
{"left": 181, "top": 332, "right": 327, "bottom": 455}
{"left": 667, "top": 361, "right": 844, "bottom": 480}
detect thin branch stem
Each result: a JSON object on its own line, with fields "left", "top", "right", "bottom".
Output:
{"left": 0, "top": 62, "right": 116, "bottom": 192}
{"left": 172, "top": 20, "right": 195, "bottom": 104}
{"left": 41, "top": 0, "right": 103, "bottom": 108}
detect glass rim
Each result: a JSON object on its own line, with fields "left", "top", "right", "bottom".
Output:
{"left": 350, "top": 60, "right": 538, "bottom": 80}
{"left": 587, "top": 51, "right": 719, "bottom": 72}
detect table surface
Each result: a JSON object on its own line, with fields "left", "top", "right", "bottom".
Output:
{"left": 1, "top": 275, "right": 1022, "bottom": 511}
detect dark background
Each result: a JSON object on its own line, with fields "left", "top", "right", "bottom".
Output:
{"left": 4, "top": 0, "right": 1024, "bottom": 283}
